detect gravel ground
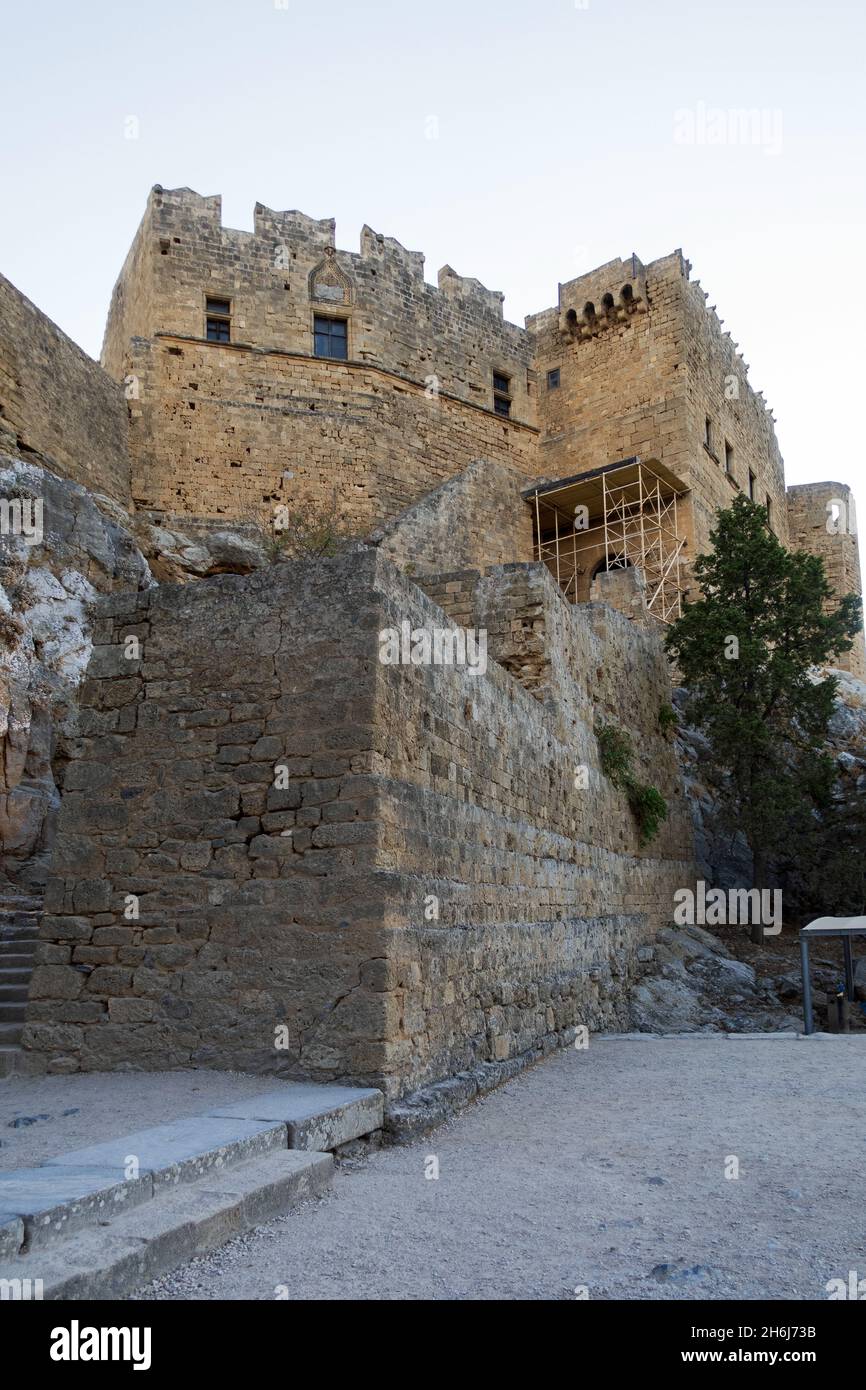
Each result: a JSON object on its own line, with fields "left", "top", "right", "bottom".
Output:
{"left": 0, "top": 1069, "right": 297, "bottom": 1170}
{"left": 139, "top": 1034, "right": 866, "bottom": 1302}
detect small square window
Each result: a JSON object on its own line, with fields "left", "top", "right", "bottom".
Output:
{"left": 205, "top": 297, "right": 231, "bottom": 343}
{"left": 493, "top": 370, "right": 511, "bottom": 417}
{"left": 547, "top": 368, "right": 560, "bottom": 390}
{"left": 314, "top": 315, "right": 348, "bottom": 360}
{"left": 206, "top": 318, "right": 230, "bottom": 343}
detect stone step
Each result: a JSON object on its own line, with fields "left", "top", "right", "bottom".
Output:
{"left": 0, "top": 1148, "right": 332, "bottom": 1299}
{"left": 209, "top": 1081, "right": 384, "bottom": 1150}
{"left": 43, "top": 1113, "right": 291, "bottom": 1197}
{"left": 0, "top": 925, "right": 40, "bottom": 944}
{"left": 0, "top": 1079, "right": 381, "bottom": 1245}
{"left": 0, "top": 953, "right": 37, "bottom": 969}
{"left": 0, "top": 1023, "right": 24, "bottom": 1045}
{"left": 0, "top": 1002, "right": 26, "bottom": 1023}
{"left": 0, "top": 968, "right": 32, "bottom": 984}
{"left": 0, "top": 984, "right": 28, "bottom": 1003}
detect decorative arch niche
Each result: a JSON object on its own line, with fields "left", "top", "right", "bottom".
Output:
{"left": 309, "top": 248, "right": 353, "bottom": 306}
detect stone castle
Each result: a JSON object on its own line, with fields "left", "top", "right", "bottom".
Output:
{"left": 0, "top": 185, "right": 862, "bottom": 1114}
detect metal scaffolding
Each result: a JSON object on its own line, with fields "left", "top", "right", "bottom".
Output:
{"left": 523, "top": 456, "right": 689, "bottom": 624}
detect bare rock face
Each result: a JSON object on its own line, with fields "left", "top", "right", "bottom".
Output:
{"left": 0, "top": 453, "right": 151, "bottom": 889}
{"left": 132, "top": 518, "right": 268, "bottom": 583}
{"left": 825, "top": 667, "right": 866, "bottom": 780}
{"left": 671, "top": 688, "right": 753, "bottom": 888}
{"left": 629, "top": 924, "right": 798, "bottom": 1033}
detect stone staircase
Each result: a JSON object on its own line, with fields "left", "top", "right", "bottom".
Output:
{"left": 0, "top": 893, "right": 41, "bottom": 1077}
{"left": 0, "top": 1082, "right": 383, "bottom": 1297}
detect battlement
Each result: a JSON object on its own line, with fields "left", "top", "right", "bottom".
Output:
{"left": 145, "top": 185, "right": 504, "bottom": 321}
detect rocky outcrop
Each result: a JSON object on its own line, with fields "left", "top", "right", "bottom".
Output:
{"left": 131, "top": 517, "right": 268, "bottom": 584}
{"left": 629, "top": 924, "right": 798, "bottom": 1033}
{"left": 0, "top": 450, "right": 151, "bottom": 889}
{"left": 825, "top": 667, "right": 866, "bottom": 780}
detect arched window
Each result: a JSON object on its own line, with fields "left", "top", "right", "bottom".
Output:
{"left": 620, "top": 284, "right": 634, "bottom": 303}
{"left": 591, "top": 554, "right": 631, "bottom": 580}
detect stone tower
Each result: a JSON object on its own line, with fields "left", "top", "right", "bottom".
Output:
{"left": 786, "top": 481, "right": 865, "bottom": 679}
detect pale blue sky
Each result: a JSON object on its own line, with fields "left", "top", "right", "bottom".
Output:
{"left": 1, "top": 0, "right": 864, "bottom": 527}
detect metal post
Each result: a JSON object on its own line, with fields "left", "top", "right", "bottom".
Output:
{"left": 800, "top": 933, "right": 813, "bottom": 1035}
{"left": 843, "top": 935, "right": 855, "bottom": 1002}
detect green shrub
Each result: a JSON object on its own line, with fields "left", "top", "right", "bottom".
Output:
{"left": 595, "top": 721, "right": 668, "bottom": 846}
{"left": 658, "top": 702, "right": 678, "bottom": 736}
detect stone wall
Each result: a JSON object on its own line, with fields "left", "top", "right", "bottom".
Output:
{"left": 122, "top": 334, "right": 537, "bottom": 530}
{"left": 786, "top": 481, "right": 865, "bottom": 679}
{"left": 0, "top": 274, "right": 130, "bottom": 506}
{"left": 372, "top": 457, "right": 535, "bottom": 577}
{"left": 25, "top": 551, "right": 693, "bottom": 1095}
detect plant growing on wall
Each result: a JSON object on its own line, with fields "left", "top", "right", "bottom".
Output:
{"left": 658, "top": 701, "right": 678, "bottom": 737}
{"left": 665, "top": 493, "right": 862, "bottom": 937}
{"left": 252, "top": 492, "right": 358, "bottom": 562}
{"left": 596, "top": 721, "right": 668, "bottom": 846}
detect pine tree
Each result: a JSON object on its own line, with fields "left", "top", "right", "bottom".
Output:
{"left": 665, "top": 494, "right": 862, "bottom": 939}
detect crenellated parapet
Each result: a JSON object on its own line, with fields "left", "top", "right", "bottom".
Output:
{"left": 556, "top": 255, "right": 648, "bottom": 341}
{"left": 102, "top": 186, "right": 531, "bottom": 424}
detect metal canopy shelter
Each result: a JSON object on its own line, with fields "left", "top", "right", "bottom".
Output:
{"left": 522, "top": 455, "right": 690, "bottom": 624}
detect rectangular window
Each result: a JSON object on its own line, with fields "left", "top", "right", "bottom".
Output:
{"left": 766, "top": 494, "right": 773, "bottom": 531}
{"left": 547, "top": 368, "right": 561, "bottom": 390}
{"left": 493, "top": 371, "right": 511, "bottom": 417}
{"left": 314, "top": 315, "right": 348, "bottom": 360}
{"left": 724, "top": 440, "right": 734, "bottom": 474}
{"left": 705, "top": 417, "right": 713, "bottom": 451}
{"left": 205, "top": 297, "right": 231, "bottom": 343}
{"left": 748, "top": 469, "right": 756, "bottom": 500}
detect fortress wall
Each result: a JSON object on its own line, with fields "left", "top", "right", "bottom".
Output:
{"left": 100, "top": 212, "right": 158, "bottom": 384}
{"left": 24, "top": 559, "right": 392, "bottom": 1080}
{"left": 103, "top": 187, "right": 535, "bottom": 422}
{"left": 370, "top": 560, "right": 694, "bottom": 1093}
{"left": 679, "top": 260, "right": 788, "bottom": 552}
{"left": 123, "top": 334, "right": 538, "bottom": 531}
{"left": 787, "top": 482, "right": 865, "bottom": 679}
{"left": 373, "top": 457, "right": 535, "bottom": 577}
{"left": 0, "top": 273, "right": 130, "bottom": 505}
{"left": 25, "top": 553, "right": 693, "bottom": 1096}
